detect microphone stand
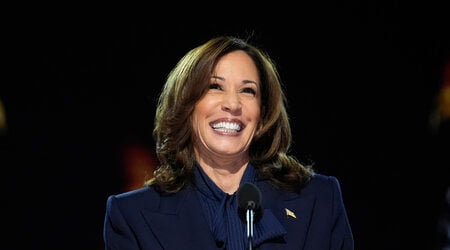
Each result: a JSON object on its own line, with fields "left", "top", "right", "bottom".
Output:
{"left": 245, "top": 202, "right": 256, "bottom": 250}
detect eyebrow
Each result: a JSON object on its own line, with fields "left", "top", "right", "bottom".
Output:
{"left": 211, "top": 76, "right": 258, "bottom": 85}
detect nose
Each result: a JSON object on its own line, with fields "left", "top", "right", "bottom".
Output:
{"left": 221, "top": 91, "right": 242, "bottom": 114}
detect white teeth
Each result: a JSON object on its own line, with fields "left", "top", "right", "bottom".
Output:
{"left": 211, "top": 122, "right": 241, "bottom": 132}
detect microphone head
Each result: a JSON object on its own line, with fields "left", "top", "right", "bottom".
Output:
{"left": 236, "top": 182, "right": 263, "bottom": 222}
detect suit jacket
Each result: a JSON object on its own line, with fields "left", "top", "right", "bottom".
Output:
{"left": 103, "top": 174, "right": 354, "bottom": 249}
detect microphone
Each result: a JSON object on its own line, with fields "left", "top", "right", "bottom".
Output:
{"left": 237, "top": 182, "right": 263, "bottom": 250}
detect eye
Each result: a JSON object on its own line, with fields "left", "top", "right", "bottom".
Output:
{"left": 209, "top": 82, "right": 222, "bottom": 90}
{"left": 242, "top": 87, "right": 256, "bottom": 96}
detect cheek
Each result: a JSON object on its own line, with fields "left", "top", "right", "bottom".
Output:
{"left": 192, "top": 102, "right": 209, "bottom": 130}
{"left": 194, "top": 96, "right": 214, "bottom": 113}
{"left": 194, "top": 97, "right": 219, "bottom": 120}
{"left": 192, "top": 105, "right": 205, "bottom": 124}
{"left": 244, "top": 101, "right": 262, "bottom": 120}
{"left": 191, "top": 111, "right": 203, "bottom": 133}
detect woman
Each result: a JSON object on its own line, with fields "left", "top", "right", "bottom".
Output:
{"left": 103, "top": 36, "right": 354, "bottom": 249}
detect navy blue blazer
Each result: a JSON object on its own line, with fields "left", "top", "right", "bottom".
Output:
{"left": 103, "top": 174, "right": 354, "bottom": 249}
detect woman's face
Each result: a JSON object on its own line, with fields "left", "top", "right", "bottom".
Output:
{"left": 192, "top": 50, "right": 261, "bottom": 160}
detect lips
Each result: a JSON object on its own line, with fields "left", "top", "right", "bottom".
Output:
{"left": 210, "top": 120, "right": 244, "bottom": 132}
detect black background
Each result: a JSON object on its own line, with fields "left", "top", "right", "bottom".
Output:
{"left": 3, "top": 2, "right": 449, "bottom": 249}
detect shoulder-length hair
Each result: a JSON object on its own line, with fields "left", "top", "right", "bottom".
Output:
{"left": 146, "top": 36, "right": 313, "bottom": 192}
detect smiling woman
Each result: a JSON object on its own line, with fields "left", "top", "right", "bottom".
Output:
{"left": 103, "top": 36, "right": 354, "bottom": 250}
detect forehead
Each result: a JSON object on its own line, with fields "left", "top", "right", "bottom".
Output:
{"left": 213, "top": 51, "right": 259, "bottom": 80}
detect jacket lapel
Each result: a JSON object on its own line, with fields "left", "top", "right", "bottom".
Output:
{"left": 258, "top": 181, "right": 316, "bottom": 249}
{"left": 141, "top": 187, "right": 217, "bottom": 249}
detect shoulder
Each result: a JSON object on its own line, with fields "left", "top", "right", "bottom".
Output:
{"left": 307, "top": 173, "right": 342, "bottom": 190}
{"left": 302, "top": 173, "right": 347, "bottom": 204}
{"left": 303, "top": 173, "right": 343, "bottom": 193}
{"left": 112, "top": 185, "right": 159, "bottom": 200}
{"left": 105, "top": 185, "right": 194, "bottom": 212}
{"left": 105, "top": 185, "right": 163, "bottom": 212}
{"left": 258, "top": 173, "right": 344, "bottom": 200}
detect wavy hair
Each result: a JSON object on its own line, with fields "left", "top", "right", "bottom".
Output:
{"left": 146, "top": 36, "right": 313, "bottom": 192}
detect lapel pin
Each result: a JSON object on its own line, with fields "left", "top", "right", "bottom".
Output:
{"left": 285, "top": 208, "right": 297, "bottom": 219}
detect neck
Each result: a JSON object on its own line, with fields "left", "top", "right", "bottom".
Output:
{"left": 197, "top": 158, "right": 249, "bottom": 194}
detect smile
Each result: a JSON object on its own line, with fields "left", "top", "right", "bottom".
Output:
{"left": 210, "top": 121, "right": 243, "bottom": 132}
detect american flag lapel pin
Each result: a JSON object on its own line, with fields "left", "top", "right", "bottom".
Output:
{"left": 285, "top": 208, "right": 297, "bottom": 219}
